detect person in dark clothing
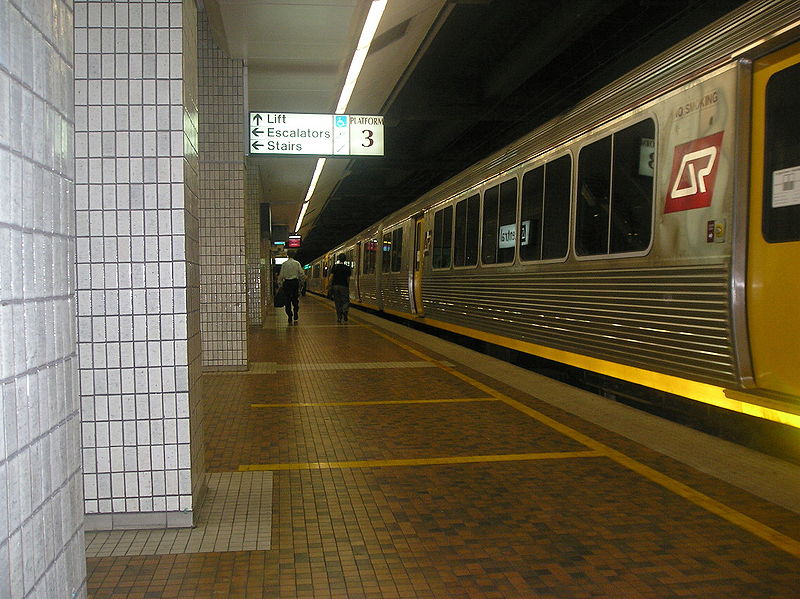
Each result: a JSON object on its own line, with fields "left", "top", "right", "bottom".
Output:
{"left": 329, "top": 253, "right": 352, "bottom": 323}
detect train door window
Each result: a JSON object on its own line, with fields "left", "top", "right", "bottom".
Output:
{"left": 313, "top": 264, "right": 320, "bottom": 279}
{"left": 454, "top": 194, "right": 480, "bottom": 267}
{"left": 481, "top": 179, "right": 518, "bottom": 265}
{"left": 520, "top": 154, "right": 571, "bottom": 262}
{"left": 382, "top": 233, "right": 392, "bottom": 272}
{"left": 363, "top": 239, "right": 377, "bottom": 274}
{"left": 346, "top": 248, "right": 356, "bottom": 269}
{"left": 576, "top": 118, "right": 654, "bottom": 256}
{"left": 432, "top": 206, "right": 453, "bottom": 269}
{"left": 763, "top": 62, "right": 800, "bottom": 242}
{"left": 391, "top": 228, "right": 403, "bottom": 272}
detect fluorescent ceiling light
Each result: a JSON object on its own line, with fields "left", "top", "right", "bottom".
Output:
{"left": 294, "top": 202, "right": 310, "bottom": 233}
{"left": 296, "top": 0, "right": 387, "bottom": 232}
{"left": 336, "top": 0, "right": 388, "bottom": 114}
{"left": 295, "top": 157, "right": 326, "bottom": 231}
{"left": 303, "top": 158, "right": 326, "bottom": 204}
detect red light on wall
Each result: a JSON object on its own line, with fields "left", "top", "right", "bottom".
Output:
{"left": 287, "top": 235, "right": 302, "bottom": 248}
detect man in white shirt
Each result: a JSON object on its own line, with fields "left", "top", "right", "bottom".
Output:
{"left": 278, "top": 251, "right": 305, "bottom": 323}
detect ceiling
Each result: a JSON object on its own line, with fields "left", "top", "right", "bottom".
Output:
{"left": 205, "top": 0, "right": 752, "bottom": 263}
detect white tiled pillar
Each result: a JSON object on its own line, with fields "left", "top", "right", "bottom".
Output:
{"left": 198, "top": 11, "right": 247, "bottom": 369}
{"left": 74, "top": 0, "right": 204, "bottom": 530}
{"left": 182, "top": 0, "right": 205, "bottom": 533}
{"left": 245, "top": 166, "right": 263, "bottom": 327}
{"left": 0, "top": 1, "right": 87, "bottom": 597}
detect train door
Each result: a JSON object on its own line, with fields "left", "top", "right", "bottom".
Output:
{"left": 747, "top": 41, "right": 800, "bottom": 398}
{"left": 377, "top": 229, "right": 386, "bottom": 310}
{"left": 346, "top": 247, "right": 357, "bottom": 305}
{"left": 412, "top": 216, "right": 425, "bottom": 314}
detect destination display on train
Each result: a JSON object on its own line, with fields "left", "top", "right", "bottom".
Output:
{"left": 248, "top": 112, "right": 384, "bottom": 156}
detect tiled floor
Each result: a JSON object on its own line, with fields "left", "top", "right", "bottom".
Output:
{"left": 85, "top": 471, "right": 273, "bottom": 557}
{"left": 87, "top": 296, "right": 800, "bottom": 598}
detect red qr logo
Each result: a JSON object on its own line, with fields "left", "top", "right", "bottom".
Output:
{"left": 664, "top": 131, "right": 724, "bottom": 213}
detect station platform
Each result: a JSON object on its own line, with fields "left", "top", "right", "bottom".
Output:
{"left": 86, "top": 295, "right": 800, "bottom": 598}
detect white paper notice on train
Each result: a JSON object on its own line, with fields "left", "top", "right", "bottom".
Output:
{"left": 772, "top": 166, "right": 800, "bottom": 208}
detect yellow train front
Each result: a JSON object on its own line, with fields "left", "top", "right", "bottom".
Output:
{"left": 306, "top": 0, "right": 800, "bottom": 448}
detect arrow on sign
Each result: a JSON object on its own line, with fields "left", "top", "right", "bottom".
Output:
{"left": 252, "top": 141, "right": 263, "bottom": 151}
{"left": 252, "top": 114, "right": 262, "bottom": 125}
{"left": 252, "top": 128, "right": 263, "bottom": 136}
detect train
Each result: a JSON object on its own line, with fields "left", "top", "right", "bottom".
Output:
{"left": 306, "top": 0, "right": 800, "bottom": 434}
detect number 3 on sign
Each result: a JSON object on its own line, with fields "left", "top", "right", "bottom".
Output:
{"left": 349, "top": 123, "right": 383, "bottom": 156}
{"left": 361, "top": 129, "right": 374, "bottom": 147}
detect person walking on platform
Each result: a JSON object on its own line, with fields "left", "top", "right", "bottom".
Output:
{"left": 329, "top": 253, "right": 352, "bottom": 323}
{"left": 278, "top": 251, "right": 305, "bottom": 324}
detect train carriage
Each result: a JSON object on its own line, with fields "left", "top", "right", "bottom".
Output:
{"left": 308, "top": 0, "right": 800, "bottom": 432}
{"left": 419, "top": 67, "right": 740, "bottom": 391}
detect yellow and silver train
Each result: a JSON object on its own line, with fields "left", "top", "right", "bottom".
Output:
{"left": 308, "top": 0, "right": 800, "bottom": 434}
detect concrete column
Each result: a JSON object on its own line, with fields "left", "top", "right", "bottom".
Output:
{"left": 0, "top": 0, "right": 87, "bottom": 597}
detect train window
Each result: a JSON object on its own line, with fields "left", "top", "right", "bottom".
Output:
{"left": 454, "top": 194, "right": 480, "bottom": 267}
{"left": 498, "top": 180, "right": 517, "bottom": 263}
{"left": 362, "top": 239, "right": 377, "bottom": 274}
{"left": 482, "top": 186, "right": 499, "bottom": 264}
{"left": 576, "top": 118, "right": 654, "bottom": 256}
{"left": 432, "top": 206, "right": 453, "bottom": 269}
{"left": 611, "top": 120, "right": 654, "bottom": 252}
{"left": 520, "top": 155, "right": 571, "bottom": 261}
{"left": 481, "top": 179, "right": 518, "bottom": 265}
{"left": 382, "top": 233, "right": 392, "bottom": 272}
{"left": 313, "top": 264, "right": 320, "bottom": 279}
{"left": 577, "top": 137, "right": 612, "bottom": 254}
{"left": 763, "top": 63, "right": 800, "bottom": 242}
{"left": 391, "top": 228, "right": 403, "bottom": 272}
{"left": 521, "top": 167, "right": 545, "bottom": 260}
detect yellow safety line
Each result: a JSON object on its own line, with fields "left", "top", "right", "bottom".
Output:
{"left": 251, "top": 397, "right": 498, "bottom": 408}
{"left": 360, "top": 322, "right": 800, "bottom": 559}
{"left": 376, "top": 305, "right": 800, "bottom": 429}
{"left": 239, "top": 450, "right": 605, "bottom": 471}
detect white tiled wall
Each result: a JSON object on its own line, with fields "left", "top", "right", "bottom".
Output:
{"left": 74, "top": 0, "right": 203, "bottom": 529}
{"left": 0, "top": 0, "right": 87, "bottom": 597}
{"left": 198, "top": 11, "right": 247, "bottom": 369}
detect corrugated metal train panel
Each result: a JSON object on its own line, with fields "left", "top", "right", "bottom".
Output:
{"left": 382, "top": 273, "right": 410, "bottom": 313}
{"left": 358, "top": 277, "right": 379, "bottom": 306}
{"left": 423, "top": 265, "right": 738, "bottom": 386}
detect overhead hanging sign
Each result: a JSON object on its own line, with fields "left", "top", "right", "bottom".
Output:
{"left": 249, "top": 112, "right": 384, "bottom": 156}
